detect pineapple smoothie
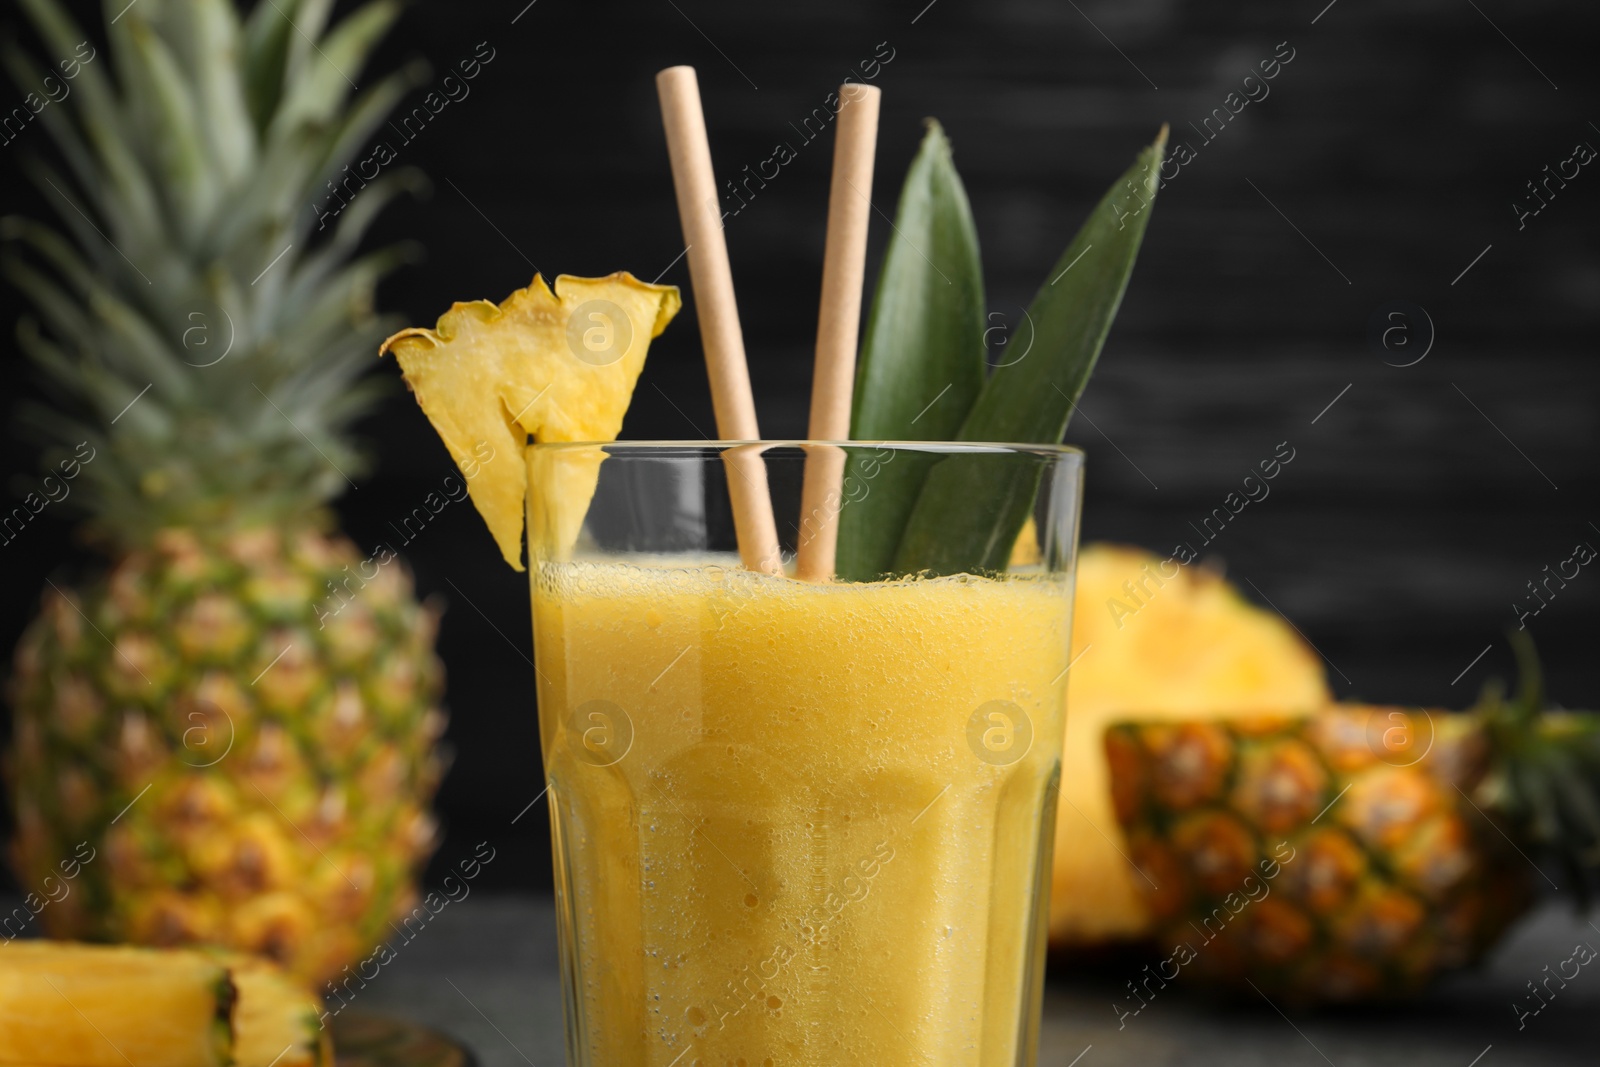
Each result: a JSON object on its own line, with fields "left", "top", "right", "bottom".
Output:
{"left": 531, "top": 558, "right": 1072, "bottom": 1067}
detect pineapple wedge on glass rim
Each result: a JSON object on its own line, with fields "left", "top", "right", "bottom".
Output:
{"left": 4, "top": 0, "right": 444, "bottom": 984}
{"left": 381, "top": 271, "right": 682, "bottom": 568}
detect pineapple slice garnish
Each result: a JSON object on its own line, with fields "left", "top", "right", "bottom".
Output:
{"left": 382, "top": 273, "right": 681, "bottom": 569}
{"left": 0, "top": 942, "right": 234, "bottom": 1067}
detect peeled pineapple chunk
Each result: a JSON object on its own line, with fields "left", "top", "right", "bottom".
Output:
{"left": 0, "top": 942, "right": 328, "bottom": 1067}
{"left": 0, "top": 942, "right": 234, "bottom": 1067}
{"left": 382, "top": 273, "right": 681, "bottom": 569}
{"left": 1051, "top": 544, "right": 1331, "bottom": 945}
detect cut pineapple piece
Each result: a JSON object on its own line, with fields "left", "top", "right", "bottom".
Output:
{"left": 0, "top": 942, "right": 233, "bottom": 1067}
{"left": 1051, "top": 544, "right": 1331, "bottom": 945}
{"left": 213, "top": 952, "right": 330, "bottom": 1067}
{"left": 382, "top": 273, "right": 681, "bottom": 569}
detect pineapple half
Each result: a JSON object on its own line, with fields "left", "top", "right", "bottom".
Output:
{"left": 4, "top": 0, "right": 442, "bottom": 983}
{"left": 1051, "top": 545, "right": 1330, "bottom": 946}
{"left": 1106, "top": 638, "right": 1600, "bottom": 1003}
{"left": 1106, "top": 706, "right": 1534, "bottom": 1001}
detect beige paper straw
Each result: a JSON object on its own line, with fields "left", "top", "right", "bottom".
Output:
{"left": 656, "top": 66, "right": 783, "bottom": 574}
{"left": 795, "top": 83, "right": 882, "bottom": 582}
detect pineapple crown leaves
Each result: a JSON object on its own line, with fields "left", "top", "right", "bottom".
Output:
{"left": 1476, "top": 631, "right": 1600, "bottom": 910}
{"left": 2, "top": 0, "right": 427, "bottom": 545}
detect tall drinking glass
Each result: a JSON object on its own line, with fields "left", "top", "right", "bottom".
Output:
{"left": 525, "top": 442, "right": 1083, "bottom": 1067}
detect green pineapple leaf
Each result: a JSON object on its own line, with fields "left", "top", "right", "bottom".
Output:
{"left": 210, "top": 122, "right": 321, "bottom": 250}
{"left": 893, "top": 127, "right": 1167, "bottom": 576}
{"left": 123, "top": 18, "right": 218, "bottom": 244}
{"left": 185, "top": 0, "right": 257, "bottom": 187}
{"left": 2, "top": 216, "right": 98, "bottom": 302}
{"left": 0, "top": 40, "right": 99, "bottom": 203}
{"left": 307, "top": 61, "right": 429, "bottom": 214}
{"left": 5, "top": 0, "right": 418, "bottom": 544}
{"left": 267, "top": 0, "right": 401, "bottom": 141}
{"left": 17, "top": 0, "right": 165, "bottom": 251}
{"left": 1482, "top": 633, "right": 1600, "bottom": 910}
{"left": 292, "top": 168, "right": 428, "bottom": 297}
{"left": 835, "top": 121, "right": 986, "bottom": 581}
{"left": 241, "top": 0, "right": 304, "bottom": 130}
{"left": 283, "top": 0, "right": 337, "bottom": 91}
{"left": 134, "top": 0, "right": 256, "bottom": 190}
{"left": 2, "top": 253, "right": 95, "bottom": 356}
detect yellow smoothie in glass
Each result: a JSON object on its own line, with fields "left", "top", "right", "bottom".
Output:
{"left": 531, "top": 558, "right": 1072, "bottom": 1067}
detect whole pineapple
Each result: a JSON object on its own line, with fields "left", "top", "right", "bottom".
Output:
{"left": 1106, "top": 639, "right": 1597, "bottom": 1002}
{"left": 3, "top": 0, "right": 444, "bottom": 983}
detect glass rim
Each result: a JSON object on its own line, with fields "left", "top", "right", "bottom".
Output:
{"left": 525, "top": 439, "right": 1085, "bottom": 458}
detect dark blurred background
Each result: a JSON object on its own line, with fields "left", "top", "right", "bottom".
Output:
{"left": 3, "top": 0, "right": 1597, "bottom": 893}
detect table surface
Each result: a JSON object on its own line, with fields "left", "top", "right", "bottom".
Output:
{"left": 338, "top": 894, "right": 1597, "bottom": 1067}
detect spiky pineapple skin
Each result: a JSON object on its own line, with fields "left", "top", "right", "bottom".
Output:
{"left": 7, "top": 522, "right": 445, "bottom": 985}
{"left": 1107, "top": 706, "right": 1533, "bottom": 1003}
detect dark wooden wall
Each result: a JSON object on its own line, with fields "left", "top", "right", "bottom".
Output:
{"left": 3, "top": 0, "right": 1596, "bottom": 889}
